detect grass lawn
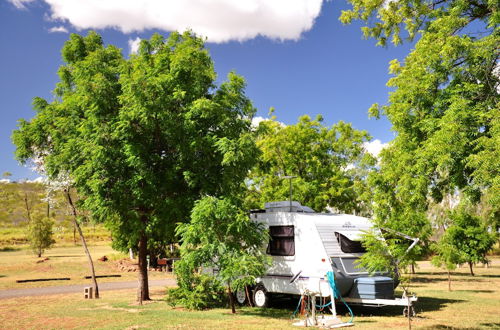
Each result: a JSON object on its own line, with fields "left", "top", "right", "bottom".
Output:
{"left": 0, "top": 258, "right": 499, "bottom": 329}
{"left": 0, "top": 244, "right": 171, "bottom": 290}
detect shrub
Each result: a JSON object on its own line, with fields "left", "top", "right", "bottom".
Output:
{"left": 27, "top": 216, "right": 55, "bottom": 257}
{"left": 166, "top": 272, "right": 227, "bottom": 310}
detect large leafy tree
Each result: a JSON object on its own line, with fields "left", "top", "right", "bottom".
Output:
{"left": 13, "top": 31, "right": 258, "bottom": 302}
{"left": 247, "top": 115, "right": 375, "bottom": 214}
{"left": 343, "top": 0, "right": 499, "bottom": 271}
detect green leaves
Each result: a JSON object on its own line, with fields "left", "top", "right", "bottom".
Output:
{"left": 174, "top": 196, "right": 270, "bottom": 310}
{"left": 12, "top": 31, "right": 259, "bottom": 254}
{"left": 432, "top": 206, "right": 496, "bottom": 275}
{"left": 27, "top": 216, "right": 56, "bottom": 257}
{"left": 247, "top": 115, "right": 374, "bottom": 214}
{"left": 344, "top": 0, "right": 499, "bottom": 271}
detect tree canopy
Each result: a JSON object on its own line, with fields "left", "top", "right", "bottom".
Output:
{"left": 247, "top": 115, "right": 375, "bottom": 214}
{"left": 343, "top": 0, "right": 499, "bottom": 271}
{"left": 12, "top": 31, "right": 259, "bottom": 301}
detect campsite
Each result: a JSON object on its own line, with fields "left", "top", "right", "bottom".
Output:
{"left": 0, "top": 241, "right": 499, "bottom": 329}
{"left": 1, "top": 0, "right": 499, "bottom": 329}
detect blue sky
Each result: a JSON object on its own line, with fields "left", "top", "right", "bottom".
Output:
{"left": 0, "top": 0, "right": 415, "bottom": 181}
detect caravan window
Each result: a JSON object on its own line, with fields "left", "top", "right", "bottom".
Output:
{"left": 267, "top": 226, "right": 295, "bottom": 256}
{"left": 335, "top": 232, "right": 366, "bottom": 253}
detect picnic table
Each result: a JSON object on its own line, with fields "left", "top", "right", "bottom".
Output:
{"left": 156, "top": 258, "right": 180, "bottom": 272}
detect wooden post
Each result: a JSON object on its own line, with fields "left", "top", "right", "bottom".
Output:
{"left": 311, "top": 295, "right": 317, "bottom": 326}
{"left": 407, "top": 290, "right": 411, "bottom": 330}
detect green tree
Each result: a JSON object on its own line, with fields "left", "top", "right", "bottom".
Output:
{"left": 431, "top": 232, "right": 464, "bottom": 291}
{"left": 13, "top": 31, "right": 258, "bottom": 303}
{"left": 27, "top": 215, "right": 55, "bottom": 257}
{"left": 248, "top": 115, "right": 375, "bottom": 214}
{"left": 446, "top": 207, "right": 495, "bottom": 276}
{"left": 174, "top": 196, "right": 270, "bottom": 313}
{"left": 342, "top": 0, "right": 499, "bottom": 271}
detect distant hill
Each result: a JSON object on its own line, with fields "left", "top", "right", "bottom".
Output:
{"left": 0, "top": 181, "right": 109, "bottom": 246}
{"left": 0, "top": 181, "right": 72, "bottom": 227}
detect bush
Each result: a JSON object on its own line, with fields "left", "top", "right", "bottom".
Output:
{"left": 27, "top": 216, "right": 55, "bottom": 257}
{"left": 166, "top": 273, "right": 227, "bottom": 310}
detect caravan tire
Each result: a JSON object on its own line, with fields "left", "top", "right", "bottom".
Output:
{"left": 235, "top": 289, "right": 247, "bottom": 305}
{"left": 253, "top": 286, "right": 268, "bottom": 308}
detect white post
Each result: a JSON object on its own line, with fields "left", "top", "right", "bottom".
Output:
{"left": 330, "top": 285, "right": 337, "bottom": 317}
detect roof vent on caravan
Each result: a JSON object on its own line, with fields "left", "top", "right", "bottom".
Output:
{"left": 263, "top": 201, "right": 315, "bottom": 213}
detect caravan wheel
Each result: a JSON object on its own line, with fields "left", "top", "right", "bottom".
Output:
{"left": 235, "top": 289, "right": 247, "bottom": 305}
{"left": 253, "top": 286, "right": 268, "bottom": 308}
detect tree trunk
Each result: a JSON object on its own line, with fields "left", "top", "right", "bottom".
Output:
{"left": 24, "top": 192, "right": 32, "bottom": 223}
{"left": 411, "top": 263, "right": 415, "bottom": 274}
{"left": 73, "top": 225, "right": 77, "bottom": 245}
{"left": 245, "top": 285, "right": 254, "bottom": 307}
{"left": 448, "top": 270, "right": 451, "bottom": 291}
{"left": 137, "top": 231, "right": 150, "bottom": 303}
{"left": 407, "top": 293, "right": 411, "bottom": 330}
{"left": 468, "top": 261, "right": 474, "bottom": 276}
{"left": 66, "top": 189, "right": 99, "bottom": 298}
{"left": 227, "top": 283, "right": 236, "bottom": 314}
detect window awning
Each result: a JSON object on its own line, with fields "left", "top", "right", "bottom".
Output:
{"left": 335, "top": 231, "right": 363, "bottom": 241}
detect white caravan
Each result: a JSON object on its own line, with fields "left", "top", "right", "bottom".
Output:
{"left": 240, "top": 201, "right": 417, "bottom": 313}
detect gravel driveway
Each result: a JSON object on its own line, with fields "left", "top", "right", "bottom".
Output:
{"left": 0, "top": 278, "right": 176, "bottom": 299}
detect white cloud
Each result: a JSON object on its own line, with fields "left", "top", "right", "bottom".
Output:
{"left": 0, "top": 179, "right": 11, "bottom": 183}
{"left": 382, "top": 0, "right": 398, "bottom": 8}
{"left": 23, "top": 176, "right": 47, "bottom": 184}
{"left": 8, "top": 0, "right": 35, "bottom": 9}
{"left": 48, "top": 25, "right": 68, "bottom": 33}
{"left": 251, "top": 116, "right": 287, "bottom": 129}
{"left": 251, "top": 116, "right": 267, "bottom": 127}
{"left": 363, "top": 139, "right": 388, "bottom": 158}
{"left": 128, "top": 37, "right": 141, "bottom": 55}
{"left": 10, "top": 0, "right": 324, "bottom": 43}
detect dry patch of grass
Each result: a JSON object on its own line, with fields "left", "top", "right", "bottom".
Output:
{"left": 0, "top": 288, "right": 294, "bottom": 329}
{"left": 0, "top": 224, "right": 111, "bottom": 247}
{"left": 0, "top": 244, "right": 170, "bottom": 290}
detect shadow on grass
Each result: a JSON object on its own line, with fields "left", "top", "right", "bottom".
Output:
{"left": 0, "top": 247, "right": 21, "bottom": 252}
{"left": 50, "top": 255, "right": 85, "bottom": 258}
{"left": 238, "top": 295, "right": 464, "bottom": 319}
{"left": 476, "top": 274, "right": 500, "bottom": 278}
{"left": 414, "top": 296, "right": 464, "bottom": 313}
{"left": 416, "top": 271, "right": 498, "bottom": 279}
{"left": 412, "top": 276, "right": 448, "bottom": 284}
{"left": 0, "top": 275, "right": 6, "bottom": 278}
{"left": 348, "top": 296, "right": 464, "bottom": 316}
{"left": 238, "top": 296, "right": 297, "bottom": 319}
{"left": 456, "top": 290, "right": 494, "bottom": 293}
{"left": 418, "top": 325, "right": 481, "bottom": 329}
{"left": 480, "top": 323, "right": 500, "bottom": 328}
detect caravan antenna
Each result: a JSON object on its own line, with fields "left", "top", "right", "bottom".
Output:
{"left": 282, "top": 175, "right": 296, "bottom": 212}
